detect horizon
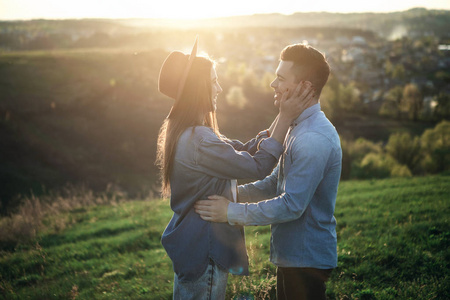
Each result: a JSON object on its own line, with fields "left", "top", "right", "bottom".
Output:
{"left": 1, "top": 0, "right": 450, "bottom": 21}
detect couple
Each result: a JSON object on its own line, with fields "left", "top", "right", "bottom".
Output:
{"left": 156, "top": 37, "right": 342, "bottom": 300}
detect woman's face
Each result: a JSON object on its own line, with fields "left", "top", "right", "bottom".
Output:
{"left": 211, "top": 67, "right": 222, "bottom": 111}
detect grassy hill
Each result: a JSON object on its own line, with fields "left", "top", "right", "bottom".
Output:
{"left": 0, "top": 49, "right": 172, "bottom": 212}
{"left": 1, "top": 174, "right": 449, "bottom": 299}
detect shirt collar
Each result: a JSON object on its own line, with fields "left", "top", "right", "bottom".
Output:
{"left": 292, "top": 103, "right": 321, "bottom": 127}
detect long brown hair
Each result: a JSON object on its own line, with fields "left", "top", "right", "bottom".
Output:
{"left": 156, "top": 56, "right": 219, "bottom": 198}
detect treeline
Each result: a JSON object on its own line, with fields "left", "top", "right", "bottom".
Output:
{"left": 341, "top": 120, "right": 450, "bottom": 180}
{"left": 0, "top": 21, "right": 378, "bottom": 52}
{"left": 321, "top": 76, "right": 450, "bottom": 123}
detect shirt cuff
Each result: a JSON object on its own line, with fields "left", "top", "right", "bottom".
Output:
{"left": 258, "top": 137, "right": 283, "bottom": 158}
{"left": 227, "top": 202, "right": 246, "bottom": 226}
{"left": 237, "top": 185, "right": 249, "bottom": 203}
{"left": 256, "top": 129, "right": 270, "bottom": 139}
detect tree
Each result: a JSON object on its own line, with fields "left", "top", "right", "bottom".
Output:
{"left": 260, "top": 72, "right": 275, "bottom": 93}
{"left": 320, "top": 79, "right": 361, "bottom": 122}
{"left": 379, "top": 85, "right": 403, "bottom": 119}
{"left": 338, "top": 82, "right": 361, "bottom": 112}
{"left": 320, "top": 85, "right": 338, "bottom": 121}
{"left": 391, "top": 64, "right": 406, "bottom": 80}
{"left": 402, "top": 83, "right": 423, "bottom": 121}
{"left": 385, "top": 60, "right": 406, "bottom": 81}
{"left": 226, "top": 86, "right": 248, "bottom": 109}
{"left": 434, "top": 92, "right": 450, "bottom": 120}
{"left": 225, "top": 61, "right": 249, "bottom": 85}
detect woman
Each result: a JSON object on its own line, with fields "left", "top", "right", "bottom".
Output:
{"left": 156, "top": 38, "right": 314, "bottom": 299}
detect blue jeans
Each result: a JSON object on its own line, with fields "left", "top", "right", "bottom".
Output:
{"left": 173, "top": 259, "right": 228, "bottom": 300}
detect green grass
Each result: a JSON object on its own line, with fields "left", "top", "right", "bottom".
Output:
{"left": 1, "top": 174, "right": 449, "bottom": 299}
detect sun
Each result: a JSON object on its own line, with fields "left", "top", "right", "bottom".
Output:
{"left": 135, "top": 1, "right": 256, "bottom": 20}
{"left": 2, "top": 0, "right": 450, "bottom": 20}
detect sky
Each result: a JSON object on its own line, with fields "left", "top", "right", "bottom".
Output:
{"left": 1, "top": 0, "right": 449, "bottom": 20}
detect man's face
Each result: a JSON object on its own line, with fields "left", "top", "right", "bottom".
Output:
{"left": 270, "top": 60, "right": 298, "bottom": 106}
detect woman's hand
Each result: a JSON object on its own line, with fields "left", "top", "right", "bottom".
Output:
{"left": 279, "top": 81, "right": 316, "bottom": 123}
{"left": 269, "top": 81, "right": 316, "bottom": 145}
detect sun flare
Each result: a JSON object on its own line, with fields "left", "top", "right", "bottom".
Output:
{"left": 1, "top": 0, "right": 449, "bottom": 20}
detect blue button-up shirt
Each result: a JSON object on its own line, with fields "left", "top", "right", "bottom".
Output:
{"left": 162, "top": 126, "right": 283, "bottom": 281}
{"left": 228, "top": 104, "right": 342, "bottom": 269}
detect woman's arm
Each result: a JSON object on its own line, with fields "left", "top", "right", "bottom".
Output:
{"left": 223, "top": 81, "right": 315, "bottom": 154}
{"left": 193, "top": 82, "right": 315, "bottom": 180}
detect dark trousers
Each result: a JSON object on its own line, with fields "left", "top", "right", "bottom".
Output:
{"left": 276, "top": 267, "right": 333, "bottom": 300}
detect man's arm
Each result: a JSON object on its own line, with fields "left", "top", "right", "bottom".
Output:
{"left": 195, "top": 132, "right": 331, "bottom": 225}
{"left": 194, "top": 163, "right": 279, "bottom": 221}
{"left": 238, "top": 163, "right": 279, "bottom": 203}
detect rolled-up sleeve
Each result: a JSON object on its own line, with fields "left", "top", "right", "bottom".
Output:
{"left": 195, "top": 128, "right": 283, "bottom": 180}
{"left": 222, "top": 129, "right": 269, "bottom": 155}
{"left": 228, "top": 132, "right": 331, "bottom": 226}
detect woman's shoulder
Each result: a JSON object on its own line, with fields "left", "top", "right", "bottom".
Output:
{"left": 193, "top": 125, "right": 215, "bottom": 135}
{"left": 180, "top": 126, "right": 218, "bottom": 143}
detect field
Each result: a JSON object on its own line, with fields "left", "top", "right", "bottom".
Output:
{"left": 1, "top": 14, "right": 449, "bottom": 300}
{"left": 1, "top": 174, "right": 449, "bottom": 299}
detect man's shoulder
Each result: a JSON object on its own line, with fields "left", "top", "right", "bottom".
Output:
{"left": 295, "top": 113, "right": 340, "bottom": 148}
{"left": 299, "top": 111, "right": 337, "bottom": 132}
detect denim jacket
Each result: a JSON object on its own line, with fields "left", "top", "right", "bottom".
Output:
{"left": 161, "top": 126, "right": 282, "bottom": 281}
{"left": 228, "top": 104, "right": 342, "bottom": 269}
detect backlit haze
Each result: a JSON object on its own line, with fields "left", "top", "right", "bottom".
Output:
{"left": 1, "top": 0, "right": 450, "bottom": 20}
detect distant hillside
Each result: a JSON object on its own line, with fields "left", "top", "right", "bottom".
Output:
{"left": 1, "top": 8, "right": 449, "bottom": 44}
{"left": 120, "top": 7, "right": 450, "bottom": 39}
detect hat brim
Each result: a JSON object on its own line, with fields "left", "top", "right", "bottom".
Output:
{"left": 175, "top": 36, "right": 198, "bottom": 100}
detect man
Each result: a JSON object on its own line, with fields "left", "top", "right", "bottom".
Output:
{"left": 195, "top": 43, "right": 342, "bottom": 300}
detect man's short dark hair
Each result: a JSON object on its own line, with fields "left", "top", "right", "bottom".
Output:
{"left": 280, "top": 44, "right": 330, "bottom": 95}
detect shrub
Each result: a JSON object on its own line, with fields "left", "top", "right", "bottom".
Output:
{"left": 355, "top": 289, "right": 376, "bottom": 300}
{"left": 385, "top": 132, "right": 421, "bottom": 173}
{"left": 342, "top": 138, "right": 383, "bottom": 179}
{"left": 0, "top": 185, "right": 128, "bottom": 250}
{"left": 420, "top": 120, "right": 450, "bottom": 173}
{"left": 350, "top": 138, "right": 383, "bottom": 161}
{"left": 352, "top": 153, "right": 392, "bottom": 179}
{"left": 390, "top": 164, "right": 413, "bottom": 177}
{"left": 352, "top": 153, "right": 412, "bottom": 179}
{"left": 343, "top": 121, "right": 450, "bottom": 179}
